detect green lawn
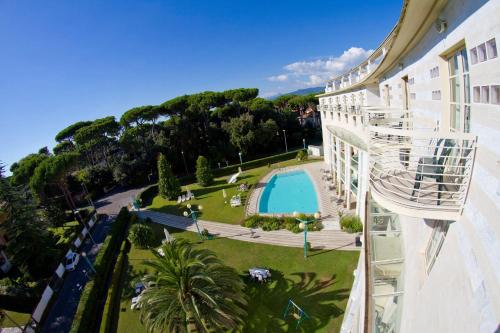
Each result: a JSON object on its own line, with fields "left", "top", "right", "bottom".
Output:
{"left": 0, "top": 311, "right": 30, "bottom": 328}
{"left": 117, "top": 223, "right": 359, "bottom": 333}
{"left": 48, "top": 220, "right": 81, "bottom": 246}
{"left": 148, "top": 158, "right": 319, "bottom": 224}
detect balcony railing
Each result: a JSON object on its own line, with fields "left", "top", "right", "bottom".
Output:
{"left": 324, "top": 34, "right": 394, "bottom": 94}
{"left": 368, "top": 126, "right": 477, "bottom": 220}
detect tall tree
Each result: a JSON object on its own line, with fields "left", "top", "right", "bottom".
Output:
{"left": 195, "top": 156, "right": 213, "bottom": 187}
{"left": 157, "top": 154, "right": 181, "bottom": 200}
{"left": 0, "top": 164, "right": 58, "bottom": 280}
{"left": 138, "top": 239, "right": 247, "bottom": 333}
{"left": 222, "top": 113, "right": 255, "bottom": 154}
{"left": 30, "top": 152, "right": 80, "bottom": 211}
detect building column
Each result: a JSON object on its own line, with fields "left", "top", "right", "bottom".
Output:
{"left": 345, "top": 144, "right": 352, "bottom": 209}
{"left": 335, "top": 137, "right": 342, "bottom": 196}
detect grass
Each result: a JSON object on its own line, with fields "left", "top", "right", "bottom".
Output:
{"left": 48, "top": 220, "right": 81, "bottom": 246}
{"left": 0, "top": 311, "right": 31, "bottom": 328}
{"left": 148, "top": 158, "right": 319, "bottom": 225}
{"left": 116, "top": 223, "right": 359, "bottom": 333}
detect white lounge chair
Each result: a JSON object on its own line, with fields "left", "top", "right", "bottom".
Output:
{"left": 230, "top": 195, "right": 241, "bottom": 207}
{"left": 228, "top": 171, "right": 241, "bottom": 184}
{"left": 181, "top": 194, "right": 186, "bottom": 202}
{"left": 177, "top": 196, "right": 182, "bottom": 204}
{"left": 187, "top": 190, "right": 194, "bottom": 200}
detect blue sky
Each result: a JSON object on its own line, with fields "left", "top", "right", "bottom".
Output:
{"left": 0, "top": 0, "right": 401, "bottom": 172}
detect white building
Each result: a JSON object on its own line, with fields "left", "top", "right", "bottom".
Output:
{"left": 317, "top": 0, "right": 500, "bottom": 332}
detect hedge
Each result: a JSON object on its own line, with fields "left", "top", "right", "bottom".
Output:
{"left": 70, "top": 207, "right": 132, "bottom": 333}
{"left": 99, "top": 240, "right": 131, "bottom": 333}
{"left": 137, "top": 150, "right": 303, "bottom": 207}
{"left": 242, "top": 215, "right": 323, "bottom": 233}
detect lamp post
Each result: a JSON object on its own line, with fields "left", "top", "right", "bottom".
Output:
{"left": 303, "top": 138, "right": 306, "bottom": 150}
{"left": 238, "top": 152, "right": 243, "bottom": 165}
{"left": 293, "top": 211, "right": 321, "bottom": 258}
{"left": 283, "top": 129, "right": 288, "bottom": 152}
{"left": 183, "top": 204, "right": 204, "bottom": 239}
{"left": 81, "top": 252, "right": 97, "bottom": 274}
{"left": 181, "top": 150, "right": 189, "bottom": 175}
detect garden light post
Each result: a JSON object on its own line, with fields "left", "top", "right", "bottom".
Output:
{"left": 238, "top": 152, "right": 243, "bottom": 165}
{"left": 183, "top": 204, "right": 204, "bottom": 239}
{"left": 181, "top": 150, "right": 189, "bottom": 175}
{"left": 283, "top": 129, "right": 288, "bottom": 152}
{"left": 81, "top": 251, "right": 97, "bottom": 274}
{"left": 293, "top": 211, "right": 321, "bottom": 258}
{"left": 303, "top": 138, "right": 306, "bottom": 150}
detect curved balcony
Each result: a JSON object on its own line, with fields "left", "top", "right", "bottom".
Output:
{"left": 368, "top": 126, "right": 477, "bottom": 220}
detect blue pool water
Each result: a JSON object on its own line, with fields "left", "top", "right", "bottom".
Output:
{"left": 258, "top": 170, "right": 318, "bottom": 214}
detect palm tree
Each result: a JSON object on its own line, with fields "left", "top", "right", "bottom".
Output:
{"left": 138, "top": 239, "right": 247, "bottom": 333}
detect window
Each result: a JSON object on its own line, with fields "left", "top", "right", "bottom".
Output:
{"left": 491, "top": 85, "right": 500, "bottom": 105}
{"left": 486, "top": 38, "right": 498, "bottom": 59}
{"left": 473, "top": 86, "right": 481, "bottom": 103}
{"left": 408, "top": 77, "right": 415, "bottom": 85}
{"left": 430, "top": 66, "right": 440, "bottom": 78}
{"left": 432, "top": 90, "right": 441, "bottom": 100}
{"left": 448, "top": 48, "right": 471, "bottom": 132}
{"left": 425, "top": 220, "right": 450, "bottom": 273}
{"left": 470, "top": 47, "right": 478, "bottom": 64}
{"left": 481, "top": 86, "right": 490, "bottom": 103}
{"left": 477, "top": 43, "right": 487, "bottom": 62}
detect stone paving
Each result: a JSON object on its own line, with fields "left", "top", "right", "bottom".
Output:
{"left": 138, "top": 210, "right": 359, "bottom": 251}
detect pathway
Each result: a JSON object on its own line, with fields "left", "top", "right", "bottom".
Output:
{"left": 138, "top": 210, "right": 359, "bottom": 251}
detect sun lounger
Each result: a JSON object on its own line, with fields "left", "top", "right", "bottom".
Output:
{"left": 230, "top": 195, "right": 241, "bottom": 207}
{"left": 177, "top": 196, "right": 182, "bottom": 204}
{"left": 228, "top": 171, "right": 241, "bottom": 184}
{"left": 181, "top": 194, "right": 186, "bottom": 202}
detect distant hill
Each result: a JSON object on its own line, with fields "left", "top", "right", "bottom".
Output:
{"left": 265, "top": 86, "right": 324, "bottom": 100}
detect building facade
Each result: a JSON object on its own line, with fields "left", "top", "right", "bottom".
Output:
{"left": 317, "top": 0, "right": 500, "bottom": 332}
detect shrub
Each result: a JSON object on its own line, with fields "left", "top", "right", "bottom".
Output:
{"left": 296, "top": 150, "right": 308, "bottom": 161}
{"left": 158, "top": 153, "right": 181, "bottom": 200}
{"left": 196, "top": 155, "right": 213, "bottom": 186}
{"left": 70, "top": 207, "right": 132, "bottom": 333}
{"left": 340, "top": 215, "right": 363, "bottom": 233}
{"left": 242, "top": 215, "right": 322, "bottom": 233}
{"left": 128, "top": 223, "right": 154, "bottom": 249}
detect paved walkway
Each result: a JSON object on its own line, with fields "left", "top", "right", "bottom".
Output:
{"left": 245, "top": 161, "right": 345, "bottom": 230}
{"left": 138, "top": 210, "right": 360, "bottom": 251}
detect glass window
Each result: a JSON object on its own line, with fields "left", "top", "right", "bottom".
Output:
{"left": 491, "top": 85, "right": 500, "bottom": 105}
{"left": 425, "top": 220, "right": 450, "bottom": 273}
{"left": 473, "top": 86, "right": 481, "bottom": 103}
{"left": 486, "top": 38, "right": 497, "bottom": 59}
{"left": 470, "top": 47, "right": 478, "bottom": 64}
{"left": 481, "top": 86, "right": 490, "bottom": 103}
{"left": 477, "top": 43, "right": 487, "bottom": 62}
{"left": 373, "top": 294, "right": 403, "bottom": 333}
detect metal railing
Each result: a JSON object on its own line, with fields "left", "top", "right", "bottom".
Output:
{"left": 368, "top": 126, "right": 477, "bottom": 218}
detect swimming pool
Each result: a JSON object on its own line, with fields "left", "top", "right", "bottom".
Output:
{"left": 258, "top": 170, "right": 318, "bottom": 214}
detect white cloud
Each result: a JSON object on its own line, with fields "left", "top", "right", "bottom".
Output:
{"left": 266, "top": 46, "right": 374, "bottom": 89}
{"left": 267, "top": 74, "right": 288, "bottom": 82}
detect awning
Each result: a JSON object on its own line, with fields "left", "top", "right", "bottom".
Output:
{"left": 326, "top": 125, "right": 368, "bottom": 151}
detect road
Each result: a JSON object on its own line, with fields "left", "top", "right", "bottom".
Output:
{"left": 40, "top": 216, "right": 111, "bottom": 333}
{"left": 40, "top": 186, "right": 146, "bottom": 333}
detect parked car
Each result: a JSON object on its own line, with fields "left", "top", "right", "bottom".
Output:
{"left": 131, "top": 295, "right": 142, "bottom": 310}
{"left": 65, "top": 251, "right": 80, "bottom": 271}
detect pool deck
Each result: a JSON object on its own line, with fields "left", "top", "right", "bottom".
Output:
{"left": 245, "top": 161, "right": 343, "bottom": 230}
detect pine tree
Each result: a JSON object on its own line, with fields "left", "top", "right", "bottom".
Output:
{"left": 195, "top": 155, "right": 213, "bottom": 186}
{"left": 157, "top": 154, "right": 180, "bottom": 200}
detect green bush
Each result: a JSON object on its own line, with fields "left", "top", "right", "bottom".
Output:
{"left": 158, "top": 153, "right": 181, "bottom": 200}
{"left": 196, "top": 155, "right": 213, "bottom": 186}
{"left": 128, "top": 223, "right": 154, "bottom": 249}
{"left": 99, "top": 240, "right": 130, "bottom": 333}
{"left": 340, "top": 215, "right": 363, "bottom": 233}
{"left": 70, "top": 207, "right": 132, "bottom": 333}
{"left": 296, "top": 150, "right": 308, "bottom": 161}
{"left": 242, "top": 215, "right": 322, "bottom": 233}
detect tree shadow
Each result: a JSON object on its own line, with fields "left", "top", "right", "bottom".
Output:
{"left": 242, "top": 270, "right": 350, "bottom": 332}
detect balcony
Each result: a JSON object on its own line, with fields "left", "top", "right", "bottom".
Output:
{"left": 368, "top": 124, "right": 477, "bottom": 220}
